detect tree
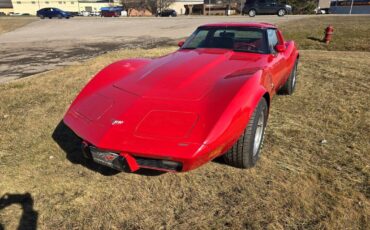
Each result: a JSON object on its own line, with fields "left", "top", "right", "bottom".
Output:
{"left": 285, "top": 0, "right": 319, "bottom": 14}
{"left": 121, "top": 0, "right": 146, "bottom": 16}
{"left": 121, "top": 0, "right": 175, "bottom": 16}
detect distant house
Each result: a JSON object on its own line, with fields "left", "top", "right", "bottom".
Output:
{"left": 10, "top": 0, "right": 122, "bottom": 15}
{"left": 171, "top": 0, "right": 203, "bottom": 15}
{"left": 0, "top": 0, "right": 14, "bottom": 15}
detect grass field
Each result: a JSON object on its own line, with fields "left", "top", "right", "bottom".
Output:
{"left": 0, "top": 16, "right": 369, "bottom": 229}
{"left": 0, "top": 17, "right": 37, "bottom": 34}
{"left": 280, "top": 15, "right": 370, "bottom": 52}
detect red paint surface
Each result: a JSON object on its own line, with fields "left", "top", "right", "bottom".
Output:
{"left": 63, "top": 23, "right": 299, "bottom": 172}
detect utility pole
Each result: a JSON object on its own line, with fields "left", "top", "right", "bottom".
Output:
{"left": 208, "top": 0, "right": 211, "bottom": 16}
{"left": 349, "top": 0, "right": 354, "bottom": 14}
{"left": 240, "top": 0, "right": 243, "bottom": 15}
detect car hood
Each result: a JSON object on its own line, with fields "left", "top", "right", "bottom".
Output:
{"left": 64, "top": 49, "right": 267, "bottom": 155}
{"left": 113, "top": 49, "right": 265, "bottom": 101}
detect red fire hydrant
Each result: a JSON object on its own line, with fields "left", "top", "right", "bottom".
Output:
{"left": 324, "top": 25, "right": 334, "bottom": 44}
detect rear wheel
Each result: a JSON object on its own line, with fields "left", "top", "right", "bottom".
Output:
{"left": 224, "top": 98, "right": 268, "bottom": 168}
{"left": 278, "top": 59, "right": 298, "bottom": 95}
{"left": 248, "top": 9, "right": 256, "bottom": 17}
{"left": 277, "top": 9, "right": 286, "bottom": 17}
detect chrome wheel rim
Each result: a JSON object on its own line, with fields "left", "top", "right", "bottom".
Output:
{"left": 278, "top": 10, "right": 284, "bottom": 16}
{"left": 249, "top": 10, "right": 256, "bottom": 16}
{"left": 253, "top": 111, "right": 264, "bottom": 156}
{"left": 292, "top": 63, "right": 297, "bottom": 87}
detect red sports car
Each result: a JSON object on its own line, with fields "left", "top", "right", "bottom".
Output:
{"left": 63, "top": 22, "right": 299, "bottom": 172}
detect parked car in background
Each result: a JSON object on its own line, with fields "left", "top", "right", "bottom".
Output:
{"left": 100, "top": 6, "right": 123, "bottom": 17}
{"left": 243, "top": 0, "right": 292, "bottom": 17}
{"left": 101, "top": 10, "right": 120, "bottom": 17}
{"left": 157, "top": 9, "right": 177, "bottom": 17}
{"left": 37, "top": 8, "right": 72, "bottom": 19}
{"left": 90, "top": 11, "right": 101, "bottom": 16}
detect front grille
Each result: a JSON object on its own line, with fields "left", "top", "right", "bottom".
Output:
{"left": 136, "top": 157, "right": 183, "bottom": 172}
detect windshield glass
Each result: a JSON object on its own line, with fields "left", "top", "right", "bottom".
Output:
{"left": 182, "top": 27, "right": 268, "bottom": 54}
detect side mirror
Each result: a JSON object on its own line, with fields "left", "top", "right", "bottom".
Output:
{"left": 275, "top": 44, "right": 286, "bottom": 52}
{"left": 178, "top": 40, "right": 185, "bottom": 47}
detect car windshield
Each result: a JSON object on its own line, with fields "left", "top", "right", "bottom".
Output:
{"left": 182, "top": 27, "right": 268, "bottom": 54}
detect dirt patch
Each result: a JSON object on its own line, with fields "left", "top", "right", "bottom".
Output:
{"left": 0, "top": 37, "right": 175, "bottom": 82}
{"left": 0, "top": 17, "right": 37, "bottom": 35}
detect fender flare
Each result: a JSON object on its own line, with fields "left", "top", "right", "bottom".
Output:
{"left": 202, "top": 71, "right": 270, "bottom": 154}
{"left": 70, "top": 59, "right": 150, "bottom": 106}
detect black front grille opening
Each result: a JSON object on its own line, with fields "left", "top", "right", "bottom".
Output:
{"left": 136, "top": 157, "right": 183, "bottom": 172}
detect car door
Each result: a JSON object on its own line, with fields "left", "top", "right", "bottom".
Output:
{"left": 268, "top": 1, "right": 279, "bottom": 13}
{"left": 266, "top": 29, "right": 287, "bottom": 90}
{"left": 259, "top": 0, "right": 278, "bottom": 14}
{"left": 50, "top": 8, "right": 57, "bottom": 17}
{"left": 257, "top": 0, "right": 269, "bottom": 13}
{"left": 43, "top": 8, "right": 50, "bottom": 17}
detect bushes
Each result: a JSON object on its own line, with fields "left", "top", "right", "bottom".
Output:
{"left": 287, "top": 0, "right": 318, "bottom": 14}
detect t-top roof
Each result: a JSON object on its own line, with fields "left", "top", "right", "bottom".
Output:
{"left": 199, "top": 22, "right": 277, "bottom": 29}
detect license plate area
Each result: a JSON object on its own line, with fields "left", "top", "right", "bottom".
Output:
{"left": 90, "top": 147, "right": 126, "bottom": 171}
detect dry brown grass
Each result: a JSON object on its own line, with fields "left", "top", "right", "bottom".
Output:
{"left": 0, "top": 46, "right": 369, "bottom": 229}
{"left": 280, "top": 15, "right": 370, "bottom": 52}
{"left": 0, "top": 17, "right": 37, "bottom": 34}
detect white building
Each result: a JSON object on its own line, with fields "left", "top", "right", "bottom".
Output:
{"left": 10, "top": 0, "right": 121, "bottom": 15}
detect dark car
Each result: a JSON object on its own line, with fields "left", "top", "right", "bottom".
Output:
{"left": 157, "top": 9, "right": 177, "bottom": 17}
{"left": 101, "top": 11, "right": 120, "bottom": 17}
{"left": 37, "top": 8, "right": 72, "bottom": 19}
{"left": 242, "top": 0, "right": 292, "bottom": 17}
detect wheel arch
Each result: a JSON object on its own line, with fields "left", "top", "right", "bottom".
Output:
{"left": 202, "top": 71, "right": 269, "bottom": 154}
{"left": 69, "top": 58, "right": 150, "bottom": 107}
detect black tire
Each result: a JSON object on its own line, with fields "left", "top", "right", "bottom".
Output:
{"left": 277, "top": 9, "right": 286, "bottom": 17}
{"left": 224, "top": 98, "right": 268, "bottom": 168}
{"left": 278, "top": 59, "right": 298, "bottom": 95}
{"left": 248, "top": 9, "right": 257, "bottom": 17}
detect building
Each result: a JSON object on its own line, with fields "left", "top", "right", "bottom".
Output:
{"left": 10, "top": 0, "right": 121, "bottom": 15}
{"left": 0, "top": 0, "right": 14, "bottom": 14}
{"left": 330, "top": 0, "right": 370, "bottom": 14}
{"left": 171, "top": 0, "right": 203, "bottom": 15}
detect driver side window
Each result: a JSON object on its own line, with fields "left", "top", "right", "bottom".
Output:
{"left": 267, "top": 29, "right": 278, "bottom": 53}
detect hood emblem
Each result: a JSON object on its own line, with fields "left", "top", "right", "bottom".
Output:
{"left": 111, "top": 119, "right": 124, "bottom": 125}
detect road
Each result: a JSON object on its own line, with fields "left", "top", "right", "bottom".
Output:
{"left": 0, "top": 15, "right": 312, "bottom": 83}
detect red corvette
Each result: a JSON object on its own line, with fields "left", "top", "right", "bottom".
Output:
{"left": 63, "top": 22, "right": 299, "bottom": 172}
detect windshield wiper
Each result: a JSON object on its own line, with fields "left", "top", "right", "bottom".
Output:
{"left": 233, "top": 49, "right": 264, "bottom": 54}
{"left": 181, "top": 47, "right": 196, "bottom": 50}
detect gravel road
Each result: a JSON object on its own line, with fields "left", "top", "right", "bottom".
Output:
{"left": 0, "top": 15, "right": 313, "bottom": 82}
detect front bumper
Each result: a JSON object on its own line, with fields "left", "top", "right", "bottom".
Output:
{"left": 81, "top": 142, "right": 203, "bottom": 173}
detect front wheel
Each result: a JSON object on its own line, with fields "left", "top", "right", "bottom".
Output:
{"left": 277, "top": 9, "right": 286, "bottom": 17}
{"left": 248, "top": 9, "right": 256, "bottom": 17}
{"left": 278, "top": 59, "right": 298, "bottom": 95}
{"left": 224, "top": 98, "right": 268, "bottom": 168}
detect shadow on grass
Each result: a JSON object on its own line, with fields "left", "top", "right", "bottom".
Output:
{"left": 307, "top": 36, "right": 324, "bottom": 43}
{"left": 0, "top": 193, "right": 38, "bottom": 230}
{"left": 52, "top": 121, "right": 164, "bottom": 177}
